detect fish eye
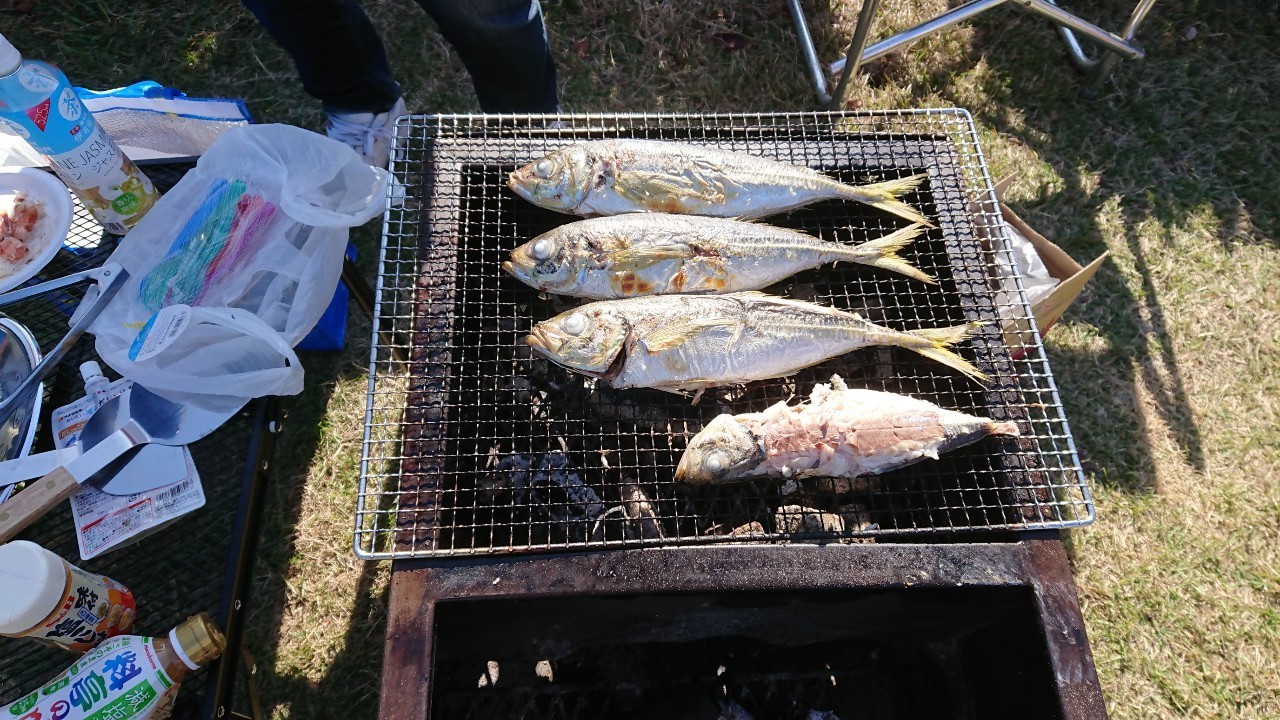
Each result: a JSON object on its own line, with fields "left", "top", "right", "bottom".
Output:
{"left": 704, "top": 451, "right": 729, "bottom": 474}
{"left": 534, "top": 159, "right": 553, "bottom": 178}
{"left": 531, "top": 238, "right": 554, "bottom": 260}
{"left": 562, "top": 312, "right": 588, "bottom": 336}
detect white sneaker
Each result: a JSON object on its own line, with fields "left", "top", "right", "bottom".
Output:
{"left": 325, "top": 97, "right": 408, "bottom": 168}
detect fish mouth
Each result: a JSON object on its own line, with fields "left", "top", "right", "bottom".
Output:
{"left": 524, "top": 325, "right": 563, "bottom": 355}
{"left": 500, "top": 260, "right": 517, "bottom": 277}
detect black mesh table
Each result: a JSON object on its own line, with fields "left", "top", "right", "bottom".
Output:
{"left": 0, "top": 163, "right": 280, "bottom": 720}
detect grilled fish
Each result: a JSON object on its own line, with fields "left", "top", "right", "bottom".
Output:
{"left": 675, "top": 375, "right": 1019, "bottom": 484}
{"left": 503, "top": 215, "right": 934, "bottom": 299}
{"left": 524, "top": 292, "right": 987, "bottom": 393}
{"left": 508, "top": 139, "right": 930, "bottom": 224}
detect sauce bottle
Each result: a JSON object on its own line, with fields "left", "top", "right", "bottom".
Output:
{"left": 0, "top": 540, "right": 136, "bottom": 652}
{"left": 0, "top": 613, "right": 226, "bottom": 720}
{"left": 0, "top": 33, "right": 157, "bottom": 234}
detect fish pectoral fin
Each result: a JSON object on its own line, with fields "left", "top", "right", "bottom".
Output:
{"left": 610, "top": 244, "right": 694, "bottom": 268}
{"left": 642, "top": 317, "right": 739, "bottom": 353}
{"left": 614, "top": 170, "right": 726, "bottom": 205}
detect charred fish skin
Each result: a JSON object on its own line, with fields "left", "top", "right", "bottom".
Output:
{"left": 502, "top": 215, "right": 934, "bottom": 299}
{"left": 523, "top": 292, "right": 988, "bottom": 393}
{"left": 508, "top": 139, "right": 932, "bottom": 224}
{"left": 675, "top": 376, "right": 1020, "bottom": 485}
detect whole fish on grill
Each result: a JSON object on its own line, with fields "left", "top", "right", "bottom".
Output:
{"left": 503, "top": 215, "right": 934, "bottom": 299}
{"left": 676, "top": 375, "right": 1019, "bottom": 484}
{"left": 507, "top": 139, "right": 930, "bottom": 224}
{"left": 523, "top": 292, "right": 987, "bottom": 393}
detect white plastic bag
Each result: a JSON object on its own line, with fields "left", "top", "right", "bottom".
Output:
{"left": 86, "top": 124, "right": 389, "bottom": 411}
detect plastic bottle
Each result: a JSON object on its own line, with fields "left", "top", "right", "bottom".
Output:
{"left": 80, "top": 360, "right": 112, "bottom": 408}
{"left": 51, "top": 361, "right": 125, "bottom": 449}
{"left": 0, "top": 33, "right": 157, "bottom": 234}
{"left": 0, "top": 540, "right": 136, "bottom": 652}
{"left": 0, "top": 614, "right": 226, "bottom": 720}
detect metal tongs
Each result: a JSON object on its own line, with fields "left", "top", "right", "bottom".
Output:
{"left": 0, "top": 263, "right": 128, "bottom": 418}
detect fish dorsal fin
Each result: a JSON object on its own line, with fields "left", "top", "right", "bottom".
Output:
{"left": 642, "top": 316, "right": 739, "bottom": 353}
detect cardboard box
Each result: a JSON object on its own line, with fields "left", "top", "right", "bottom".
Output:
{"left": 985, "top": 176, "right": 1108, "bottom": 358}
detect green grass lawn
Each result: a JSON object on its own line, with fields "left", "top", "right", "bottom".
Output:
{"left": 4, "top": 0, "right": 1278, "bottom": 717}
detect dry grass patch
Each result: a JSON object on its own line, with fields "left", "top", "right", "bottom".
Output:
{"left": 5, "top": 1, "right": 1280, "bottom": 718}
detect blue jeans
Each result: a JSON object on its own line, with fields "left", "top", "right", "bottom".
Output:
{"left": 241, "top": 0, "right": 559, "bottom": 113}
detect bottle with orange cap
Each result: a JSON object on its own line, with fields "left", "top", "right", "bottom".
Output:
{"left": 1, "top": 613, "right": 226, "bottom": 720}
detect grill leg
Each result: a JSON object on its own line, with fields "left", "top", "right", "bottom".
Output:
{"left": 343, "top": 256, "right": 409, "bottom": 362}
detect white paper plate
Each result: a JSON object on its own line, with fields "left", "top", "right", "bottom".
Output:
{"left": 0, "top": 167, "right": 74, "bottom": 294}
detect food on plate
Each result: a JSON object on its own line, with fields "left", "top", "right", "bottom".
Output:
{"left": 524, "top": 291, "right": 987, "bottom": 393}
{"left": 675, "top": 375, "right": 1019, "bottom": 484}
{"left": 0, "top": 193, "right": 41, "bottom": 263}
{"left": 508, "top": 139, "right": 930, "bottom": 224}
{"left": 503, "top": 215, "right": 934, "bottom": 299}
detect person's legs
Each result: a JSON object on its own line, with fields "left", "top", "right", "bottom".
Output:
{"left": 416, "top": 0, "right": 559, "bottom": 113}
{"left": 241, "top": 0, "right": 401, "bottom": 113}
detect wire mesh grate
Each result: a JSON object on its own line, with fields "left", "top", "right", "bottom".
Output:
{"left": 356, "top": 110, "right": 1092, "bottom": 559}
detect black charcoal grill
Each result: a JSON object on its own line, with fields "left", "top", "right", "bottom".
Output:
{"left": 356, "top": 110, "right": 1091, "bottom": 558}
{"left": 365, "top": 111, "right": 1106, "bottom": 720}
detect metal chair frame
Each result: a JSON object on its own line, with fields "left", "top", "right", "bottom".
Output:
{"left": 787, "top": 0, "right": 1158, "bottom": 107}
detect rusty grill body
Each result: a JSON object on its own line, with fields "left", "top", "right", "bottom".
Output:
{"left": 357, "top": 110, "right": 1092, "bottom": 559}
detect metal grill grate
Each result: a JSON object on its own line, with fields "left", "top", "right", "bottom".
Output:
{"left": 356, "top": 110, "right": 1092, "bottom": 559}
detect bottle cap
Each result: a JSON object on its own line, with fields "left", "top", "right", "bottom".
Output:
{"left": 0, "top": 34, "right": 21, "bottom": 77}
{"left": 80, "top": 360, "right": 104, "bottom": 382}
{"left": 170, "top": 613, "right": 226, "bottom": 669}
{"left": 0, "top": 541, "right": 68, "bottom": 635}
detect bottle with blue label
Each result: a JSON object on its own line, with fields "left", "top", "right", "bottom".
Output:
{"left": 0, "top": 33, "right": 157, "bottom": 234}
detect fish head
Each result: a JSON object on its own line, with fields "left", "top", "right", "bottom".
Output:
{"left": 508, "top": 146, "right": 594, "bottom": 212}
{"left": 526, "top": 305, "right": 629, "bottom": 378}
{"left": 675, "top": 414, "right": 761, "bottom": 484}
{"left": 504, "top": 229, "right": 583, "bottom": 293}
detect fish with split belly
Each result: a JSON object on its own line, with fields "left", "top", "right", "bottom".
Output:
{"left": 503, "top": 215, "right": 934, "bottom": 299}
{"left": 675, "top": 375, "right": 1019, "bottom": 485}
{"left": 507, "top": 139, "right": 931, "bottom": 224}
{"left": 524, "top": 292, "right": 988, "bottom": 393}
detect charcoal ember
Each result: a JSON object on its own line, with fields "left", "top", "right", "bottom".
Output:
{"left": 592, "top": 481, "right": 666, "bottom": 541}
{"left": 479, "top": 452, "right": 528, "bottom": 501}
{"left": 587, "top": 389, "right": 676, "bottom": 426}
{"left": 619, "top": 482, "right": 664, "bottom": 540}
{"left": 780, "top": 475, "right": 878, "bottom": 497}
{"left": 719, "top": 699, "right": 756, "bottom": 720}
{"left": 514, "top": 451, "right": 605, "bottom": 524}
{"left": 774, "top": 505, "right": 846, "bottom": 537}
{"left": 837, "top": 503, "right": 876, "bottom": 531}
{"left": 728, "top": 521, "right": 766, "bottom": 537}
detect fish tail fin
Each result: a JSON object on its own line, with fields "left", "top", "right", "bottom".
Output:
{"left": 834, "top": 223, "right": 936, "bottom": 284}
{"left": 834, "top": 173, "right": 932, "bottom": 226}
{"left": 888, "top": 321, "right": 989, "bottom": 383}
{"left": 990, "top": 421, "right": 1021, "bottom": 437}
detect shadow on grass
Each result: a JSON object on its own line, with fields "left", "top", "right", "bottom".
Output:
{"left": 238, "top": 229, "right": 393, "bottom": 720}
{"left": 825, "top": 0, "right": 1280, "bottom": 491}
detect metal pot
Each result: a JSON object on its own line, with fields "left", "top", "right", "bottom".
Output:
{"left": 0, "top": 315, "right": 42, "bottom": 463}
